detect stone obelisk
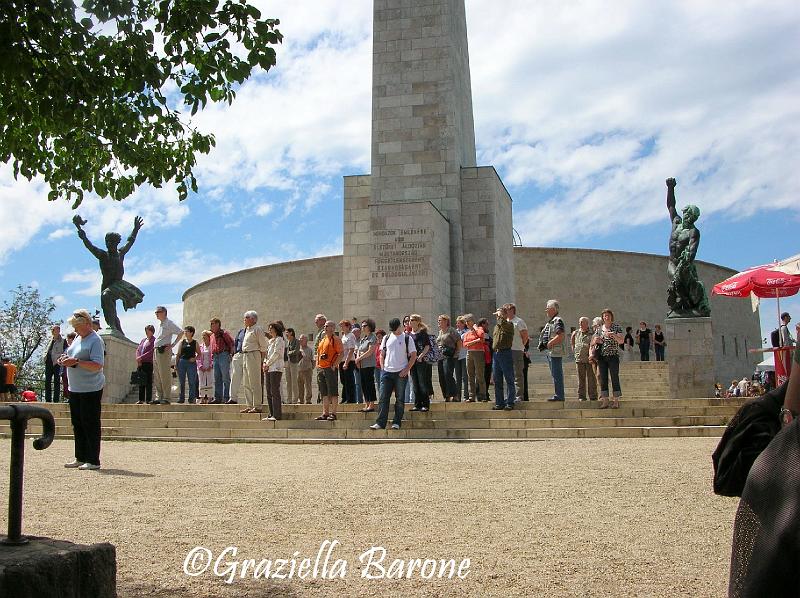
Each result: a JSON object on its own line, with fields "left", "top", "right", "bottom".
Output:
{"left": 343, "top": 0, "right": 515, "bottom": 325}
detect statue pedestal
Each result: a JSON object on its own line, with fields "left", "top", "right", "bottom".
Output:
{"left": 664, "top": 317, "right": 715, "bottom": 399}
{"left": 98, "top": 330, "right": 137, "bottom": 403}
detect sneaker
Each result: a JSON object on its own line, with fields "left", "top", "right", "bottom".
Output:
{"left": 78, "top": 463, "right": 100, "bottom": 470}
{"left": 369, "top": 423, "right": 383, "bottom": 430}
{"left": 491, "top": 406, "right": 504, "bottom": 410}
{"left": 504, "top": 405, "right": 513, "bottom": 411}
{"left": 420, "top": 407, "right": 428, "bottom": 412}
{"left": 225, "top": 399, "right": 237, "bottom": 404}
{"left": 64, "top": 459, "right": 85, "bottom": 468}
{"left": 391, "top": 424, "right": 400, "bottom": 430}
{"left": 262, "top": 416, "right": 277, "bottom": 421}
{"left": 547, "top": 396, "right": 565, "bottom": 402}
{"left": 409, "top": 407, "right": 420, "bottom": 411}
{"left": 135, "top": 400, "right": 144, "bottom": 405}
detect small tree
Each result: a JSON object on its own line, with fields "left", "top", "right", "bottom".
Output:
{"left": 0, "top": 285, "right": 59, "bottom": 386}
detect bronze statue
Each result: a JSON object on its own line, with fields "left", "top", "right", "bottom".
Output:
{"left": 666, "top": 178, "right": 711, "bottom": 318}
{"left": 72, "top": 215, "right": 145, "bottom": 335}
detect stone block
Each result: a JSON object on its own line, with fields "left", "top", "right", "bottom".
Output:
{"left": 665, "top": 317, "right": 716, "bottom": 399}
{"left": 98, "top": 331, "right": 138, "bottom": 403}
{"left": 0, "top": 537, "right": 116, "bottom": 598}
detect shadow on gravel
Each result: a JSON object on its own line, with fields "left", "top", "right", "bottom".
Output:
{"left": 121, "top": 579, "right": 299, "bottom": 598}
{"left": 97, "top": 468, "right": 155, "bottom": 478}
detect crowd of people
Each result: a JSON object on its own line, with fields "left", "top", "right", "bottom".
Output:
{"left": 123, "top": 300, "right": 649, "bottom": 425}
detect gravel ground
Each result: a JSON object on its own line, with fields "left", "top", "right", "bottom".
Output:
{"left": 2, "top": 438, "right": 739, "bottom": 597}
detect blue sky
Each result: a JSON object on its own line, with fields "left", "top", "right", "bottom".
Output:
{"left": 1, "top": 0, "right": 798, "bottom": 345}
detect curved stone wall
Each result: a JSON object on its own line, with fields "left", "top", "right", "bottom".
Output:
{"left": 182, "top": 248, "right": 759, "bottom": 385}
{"left": 511, "top": 248, "right": 759, "bottom": 385}
{"left": 182, "top": 255, "right": 344, "bottom": 342}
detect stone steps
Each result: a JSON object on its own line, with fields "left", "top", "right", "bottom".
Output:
{"left": 15, "top": 413, "right": 733, "bottom": 431}
{"left": 13, "top": 405, "right": 738, "bottom": 421}
{"left": 15, "top": 426, "right": 727, "bottom": 443}
{"left": 0, "top": 396, "right": 741, "bottom": 443}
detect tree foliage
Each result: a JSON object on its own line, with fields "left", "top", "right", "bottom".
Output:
{"left": 0, "top": 0, "right": 282, "bottom": 207}
{"left": 0, "top": 285, "right": 59, "bottom": 384}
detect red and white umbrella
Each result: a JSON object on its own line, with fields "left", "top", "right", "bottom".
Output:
{"left": 713, "top": 258, "right": 800, "bottom": 383}
{"left": 711, "top": 263, "right": 800, "bottom": 299}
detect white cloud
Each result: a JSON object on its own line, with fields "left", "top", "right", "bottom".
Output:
{"left": 0, "top": 164, "right": 191, "bottom": 265}
{"left": 189, "top": 1, "right": 372, "bottom": 199}
{"left": 464, "top": 0, "right": 800, "bottom": 244}
{"left": 255, "top": 202, "right": 274, "bottom": 217}
{"left": 61, "top": 269, "right": 101, "bottom": 297}
{"left": 48, "top": 228, "right": 73, "bottom": 240}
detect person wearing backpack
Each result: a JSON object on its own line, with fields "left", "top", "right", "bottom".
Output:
{"left": 409, "top": 314, "right": 434, "bottom": 411}
{"left": 774, "top": 312, "right": 795, "bottom": 348}
{"left": 370, "top": 318, "right": 417, "bottom": 430}
{"left": 773, "top": 312, "right": 796, "bottom": 376}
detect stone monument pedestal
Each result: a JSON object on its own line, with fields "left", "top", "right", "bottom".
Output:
{"left": 98, "top": 330, "right": 137, "bottom": 404}
{"left": 664, "top": 317, "right": 715, "bottom": 399}
{"left": 0, "top": 537, "right": 116, "bottom": 597}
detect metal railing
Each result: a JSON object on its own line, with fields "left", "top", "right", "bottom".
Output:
{"left": 0, "top": 404, "right": 56, "bottom": 545}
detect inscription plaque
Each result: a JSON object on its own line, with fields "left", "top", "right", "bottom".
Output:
{"left": 370, "top": 227, "right": 431, "bottom": 280}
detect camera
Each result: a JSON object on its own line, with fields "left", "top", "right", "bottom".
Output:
{"left": 538, "top": 341, "right": 546, "bottom": 352}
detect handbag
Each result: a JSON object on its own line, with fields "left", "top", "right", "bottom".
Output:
{"left": 130, "top": 369, "right": 145, "bottom": 386}
{"left": 423, "top": 335, "right": 443, "bottom": 363}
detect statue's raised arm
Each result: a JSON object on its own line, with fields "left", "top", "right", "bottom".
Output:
{"left": 72, "top": 214, "right": 104, "bottom": 260}
{"left": 120, "top": 216, "right": 143, "bottom": 257}
{"left": 666, "top": 178, "right": 678, "bottom": 224}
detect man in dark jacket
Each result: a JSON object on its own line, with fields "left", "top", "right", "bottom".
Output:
{"left": 44, "top": 324, "right": 68, "bottom": 402}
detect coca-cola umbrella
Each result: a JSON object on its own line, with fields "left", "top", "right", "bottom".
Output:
{"left": 711, "top": 263, "right": 800, "bottom": 301}
{"left": 712, "top": 260, "right": 800, "bottom": 382}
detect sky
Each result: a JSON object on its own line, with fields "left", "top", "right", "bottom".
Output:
{"left": 1, "top": 0, "right": 798, "bottom": 347}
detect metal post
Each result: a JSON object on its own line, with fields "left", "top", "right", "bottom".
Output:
{"left": 5, "top": 417, "right": 28, "bottom": 545}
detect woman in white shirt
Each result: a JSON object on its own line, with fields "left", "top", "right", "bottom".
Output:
{"left": 262, "top": 321, "right": 286, "bottom": 421}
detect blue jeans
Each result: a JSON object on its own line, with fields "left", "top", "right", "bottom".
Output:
{"left": 177, "top": 358, "right": 199, "bottom": 402}
{"left": 354, "top": 366, "right": 363, "bottom": 403}
{"left": 492, "top": 349, "right": 516, "bottom": 408}
{"left": 213, "top": 351, "right": 231, "bottom": 399}
{"left": 376, "top": 370, "right": 407, "bottom": 428}
{"left": 547, "top": 355, "right": 564, "bottom": 400}
{"left": 404, "top": 374, "right": 414, "bottom": 403}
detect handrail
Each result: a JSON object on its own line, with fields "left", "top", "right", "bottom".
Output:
{"left": 0, "top": 403, "right": 56, "bottom": 545}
